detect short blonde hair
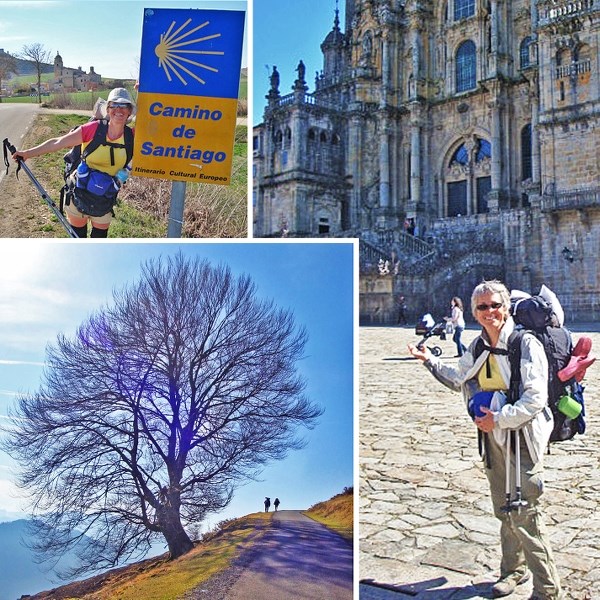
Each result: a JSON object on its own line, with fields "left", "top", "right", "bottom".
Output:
{"left": 470, "top": 280, "right": 510, "bottom": 319}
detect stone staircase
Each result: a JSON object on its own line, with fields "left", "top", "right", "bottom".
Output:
{"left": 359, "top": 230, "right": 436, "bottom": 274}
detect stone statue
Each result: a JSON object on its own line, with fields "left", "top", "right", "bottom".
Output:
{"left": 270, "top": 66, "right": 280, "bottom": 93}
{"left": 296, "top": 60, "right": 306, "bottom": 82}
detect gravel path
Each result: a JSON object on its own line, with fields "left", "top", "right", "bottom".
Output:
{"left": 193, "top": 510, "right": 354, "bottom": 600}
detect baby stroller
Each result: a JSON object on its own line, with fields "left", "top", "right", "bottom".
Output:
{"left": 415, "top": 314, "right": 446, "bottom": 357}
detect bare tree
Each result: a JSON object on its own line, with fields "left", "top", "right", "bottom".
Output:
{"left": 3, "top": 254, "right": 321, "bottom": 576}
{"left": 0, "top": 52, "right": 18, "bottom": 102}
{"left": 19, "top": 43, "right": 51, "bottom": 103}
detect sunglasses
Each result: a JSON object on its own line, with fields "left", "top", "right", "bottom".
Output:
{"left": 109, "top": 102, "right": 131, "bottom": 109}
{"left": 476, "top": 302, "right": 504, "bottom": 311}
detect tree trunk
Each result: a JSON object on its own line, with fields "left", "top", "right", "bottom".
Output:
{"left": 156, "top": 502, "right": 194, "bottom": 559}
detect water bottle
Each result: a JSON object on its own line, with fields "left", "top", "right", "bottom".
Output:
{"left": 115, "top": 167, "right": 130, "bottom": 186}
{"left": 76, "top": 161, "right": 89, "bottom": 188}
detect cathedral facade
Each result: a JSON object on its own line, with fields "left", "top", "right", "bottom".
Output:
{"left": 253, "top": 0, "right": 599, "bottom": 322}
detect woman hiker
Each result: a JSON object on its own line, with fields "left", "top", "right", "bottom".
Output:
{"left": 408, "top": 280, "right": 561, "bottom": 600}
{"left": 445, "top": 296, "right": 467, "bottom": 357}
{"left": 12, "top": 87, "right": 135, "bottom": 238}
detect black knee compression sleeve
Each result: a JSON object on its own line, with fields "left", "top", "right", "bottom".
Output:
{"left": 71, "top": 224, "right": 88, "bottom": 238}
{"left": 90, "top": 227, "right": 109, "bottom": 238}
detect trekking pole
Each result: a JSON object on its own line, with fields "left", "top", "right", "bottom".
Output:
{"left": 2, "top": 138, "right": 78, "bottom": 238}
{"left": 501, "top": 430, "right": 513, "bottom": 513}
{"left": 511, "top": 428, "right": 528, "bottom": 513}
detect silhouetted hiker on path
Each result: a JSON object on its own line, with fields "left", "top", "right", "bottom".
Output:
{"left": 274, "top": 497, "right": 280, "bottom": 511}
{"left": 264, "top": 497, "right": 271, "bottom": 512}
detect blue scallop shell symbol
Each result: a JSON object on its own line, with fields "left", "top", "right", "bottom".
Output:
{"left": 139, "top": 8, "right": 245, "bottom": 99}
{"left": 154, "top": 17, "right": 224, "bottom": 86}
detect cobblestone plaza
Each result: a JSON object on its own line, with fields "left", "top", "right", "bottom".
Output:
{"left": 360, "top": 326, "right": 600, "bottom": 600}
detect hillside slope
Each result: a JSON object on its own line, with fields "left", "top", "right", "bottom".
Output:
{"left": 21, "top": 489, "right": 353, "bottom": 600}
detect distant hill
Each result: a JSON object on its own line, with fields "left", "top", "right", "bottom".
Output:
{"left": 0, "top": 49, "right": 54, "bottom": 77}
{"left": 0, "top": 520, "right": 81, "bottom": 600}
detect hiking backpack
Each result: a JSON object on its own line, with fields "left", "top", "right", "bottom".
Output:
{"left": 474, "top": 294, "right": 586, "bottom": 444}
{"left": 59, "top": 118, "right": 134, "bottom": 214}
{"left": 510, "top": 294, "right": 586, "bottom": 443}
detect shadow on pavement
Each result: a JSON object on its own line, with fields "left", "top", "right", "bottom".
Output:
{"left": 360, "top": 577, "right": 494, "bottom": 599}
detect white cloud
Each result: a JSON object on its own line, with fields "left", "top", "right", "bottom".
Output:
{"left": 0, "top": 390, "right": 18, "bottom": 397}
{"left": 0, "top": 477, "right": 27, "bottom": 515}
{"left": 0, "top": 1, "right": 62, "bottom": 6}
{"left": 0, "top": 361, "right": 45, "bottom": 367}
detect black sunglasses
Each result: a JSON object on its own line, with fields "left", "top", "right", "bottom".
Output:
{"left": 476, "top": 302, "right": 504, "bottom": 311}
{"left": 109, "top": 102, "right": 131, "bottom": 109}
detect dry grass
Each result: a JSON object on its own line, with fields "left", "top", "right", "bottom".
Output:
{"left": 119, "top": 124, "right": 248, "bottom": 238}
{"left": 304, "top": 487, "right": 354, "bottom": 542}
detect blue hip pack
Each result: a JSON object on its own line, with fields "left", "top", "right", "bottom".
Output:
{"left": 76, "top": 168, "right": 119, "bottom": 199}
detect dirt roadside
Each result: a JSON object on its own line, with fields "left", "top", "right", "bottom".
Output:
{"left": 0, "top": 119, "right": 70, "bottom": 238}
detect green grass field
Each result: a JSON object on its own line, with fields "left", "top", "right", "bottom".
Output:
{"left": 3, "top": 71, "right": 247, "bottom": 103}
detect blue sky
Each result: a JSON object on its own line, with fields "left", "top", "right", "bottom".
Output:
{"left": 0, "top": 240, "right": 355, "bottom": 535}
{"left": 0, "top": 0, "right": 248, "bottom": 81}
{"left": 253, "top": 0, "right": 343, "bottom": 124}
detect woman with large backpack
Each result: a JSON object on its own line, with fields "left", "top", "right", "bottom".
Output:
{"left": 408, "top": 280, "right": 561, "bottom": 600}
{"left": 12, "top": 87, "right": 135, "bottom": 238}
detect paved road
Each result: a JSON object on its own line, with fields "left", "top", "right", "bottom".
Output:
{"left": 0, "top": 103, "right": 39, "bottom": 185}
{"left": 360, "top": 326, "right": 600, "bottom": 600}
{"left": 227, "top": 510, "right": 354, "bottom": 600}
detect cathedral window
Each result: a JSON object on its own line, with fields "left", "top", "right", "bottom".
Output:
{"left": 454, "top": 0, "right": 475, "bottom": 21}
{"left": 476, "top": 139, "right": 491, "bottom": 162}
{"left": 521, "top": 124, "right": 532, "bottom": 180}
{"left": 451, "top": 143, "right": 469, "bottom": 166}
{"left": 318, "top": 216, "right": 330, "bottom": 234}
{"left": 520, "top": 36, "right": 533, "bottom": 69}
{"left": 456, "top": 41, "right": 476, "bottom": 92}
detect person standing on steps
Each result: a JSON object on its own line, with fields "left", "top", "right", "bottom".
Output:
{"left": 408, "top": 280, "right": 561, "bottom": 600}
{"left": 12, "top": 87, "right": 135, "bottom": 238}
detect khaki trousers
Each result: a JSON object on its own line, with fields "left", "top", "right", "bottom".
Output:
{"left": 484, "top": 430, "right": 562, "bottom": 599}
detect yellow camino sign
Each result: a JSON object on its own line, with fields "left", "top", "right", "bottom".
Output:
{"left": 134, "top": 8, "right": 245, "bottom": 185}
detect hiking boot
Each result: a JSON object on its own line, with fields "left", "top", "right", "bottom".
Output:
{"left": 492, "top": 571, "right": 531, "bottom": 598}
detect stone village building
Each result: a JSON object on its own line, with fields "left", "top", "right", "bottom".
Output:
{"left": 253, "top": 0, "right": 599, "bottom": 323}
{"left": 53, "top": 51, "right": 101, "bottom": 92}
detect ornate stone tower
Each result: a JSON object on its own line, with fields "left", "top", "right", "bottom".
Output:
{"left": 254, "top": 6, "right": 351, "bottom": 236}
{"left": 53, "top": 51, "right": 63, "bottom": 78}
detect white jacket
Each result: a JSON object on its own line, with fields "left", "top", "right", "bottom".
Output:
{"left": 423, "top": 317, "right": 553, "bottom": 464}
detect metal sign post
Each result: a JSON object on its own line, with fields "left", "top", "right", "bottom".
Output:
{"left": 134, "top": 7, "right": 245, "bottom": 236}
{"left": 167, "top": 181, "right": 186, "bottom": 237}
